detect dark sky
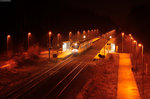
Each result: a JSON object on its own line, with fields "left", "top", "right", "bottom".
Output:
{"left": 64, "top": 0, "right": 150, "bottom": 26}
{"left": 0, "top": 0, "right": 150, "bottom": 51}
{"left": 0, "top": 0, "right": 150, "bottom": 31}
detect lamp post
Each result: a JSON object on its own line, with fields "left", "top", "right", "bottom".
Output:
{"left": 77, "top": 31, "right": 80, "bottom": 41}
{"left": 83, "top": 30, "right": 86, "bottom": 40}
{"left": 69, "top": 32, "right": 72, "bottom": 41}
{"left": 122, "top": 32, "right": 124, "bottom": 53}
{"left": 130, "top": 37, "right": 133, "bottom": 54}
{"left": 57, "top": 33, "right": 61, "bottom": 48}
{"left": 48, "top": 32, "right": 52, "bottom": 60}
{"left": 28, "top": 32, "right": 31, "bottom": 49}
{"left": 7, "top": 35, "right": 10, "bottom": 57}
{"left": 133, "top": 40, "right": 137, "bottom": 70}
{"left": 138, "top": 43, "right": 144, "bottom": 95}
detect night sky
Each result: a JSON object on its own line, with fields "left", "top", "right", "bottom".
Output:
{"left": 0, "top": 0, "right": 150, "bottom": 52}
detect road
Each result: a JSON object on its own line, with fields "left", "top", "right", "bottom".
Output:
{"left": 2, "top": 37, "right": 106, "bottom": 99}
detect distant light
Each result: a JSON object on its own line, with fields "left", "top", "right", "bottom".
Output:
{"left": 133, "top": 40, "right": 137, "bottom": 43}
{"left": 109, "top": 36, "right": 112, "bottom": 39}
{"left": 74, "top": 43, "right": 77, "bottom": 46}
{"left": 129, "top": 34, "right": 132, "bottom": 37}
{"left": 7, "top": 35, "right": 10, "bottom": 38}
{"left": 49, "top": 32, "right": 52, "bottom": 35}
{"left": 57, "top": 33, "right": 60, "bottom": 37}
{"left": 72, "top": 49, "right": 78, "bottom": 52}
{"left": 122, "top": 32, "right": 124, "bottom": 36}
{"left": 69, "top": 32, "right": 72, "bottom": 36}
{"left": 130, "top": 37, "right": 133, "bottom": 40}
{"left": 83, "top": 35, "right": 86, "bottom": 39}
{"left": 138, "top": 44, "right": 142, "bottom": 47}
{"left": 28, "top": 32, "right": 31, "bottom": 36}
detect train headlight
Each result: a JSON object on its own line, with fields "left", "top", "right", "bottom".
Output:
{"left": 72, "top": 49, "right": 78, "bottom": 52}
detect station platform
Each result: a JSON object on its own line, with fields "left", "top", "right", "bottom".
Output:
{"left": 94, "top": 48, "right": 110, "bottom": 59}
{"left": 117, "top": 53, "right": 140, "bottom": 99}
{"left": 57, "top": 51, "right": 72, "bottom": 59}
{"left": 40, "top": 50, "right": 72, "bottom": 59}
{"left": 94, "top": 38, "right": 116, "bottom": 59}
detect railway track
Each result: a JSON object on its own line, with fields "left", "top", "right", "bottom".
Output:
{"left": 1, "top": 36, "right": 103, "bottom": 99}
{"left": 43, "top": 57, "right": 91, "bottom": 99}
{"left": 2, "top": 55, "right": 74, "bottom": 99}
{"left": 3, "top": 54, "right": 92, "bottom": 99}
{"left": 16, "top": 56, "right": 91, "bottom": 99}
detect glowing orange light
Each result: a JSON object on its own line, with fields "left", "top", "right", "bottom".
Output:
{"left": 129, "top": 34, "right": 132, "bottom": 37}
{"left": 69, "top": 32, "right": 72, "bottom": 36}
{"left": 133, "top": 40, "right": 137, "bottom": 43}
{"left": 7, "top": 35, "right": 10, "bottom": 38}
{"left": 83, "top": 30, "right": 86, "bottom": 34}
{"left": 57, "top": 33, "right": 60, "bottom": 37}
{"left": 122, "top": 32, "right": 124, "bottom": 36}
{"left": 49, "top": 32, "right": 52, "bottom": 35}
{"left": 28, "top": 32, "right": 31, "bottom": 36}
{"left": 138, "top": 44, "right": 142, "bottom": 47}
{"left": 130, "top": 37, "right": 133, "bottom": 40}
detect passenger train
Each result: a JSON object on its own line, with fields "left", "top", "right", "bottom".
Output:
{"left": 71, "top": 38, "right": 100, "bottom": 54}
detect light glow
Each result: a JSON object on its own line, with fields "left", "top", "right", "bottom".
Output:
{"left": 49, "top": 32, "right": 52, "bottom": 35}
{"left": 133, "top": 40, "right": 137, "bottom": 43}
{"left": 83, "top": 35, "right": 86, "bottom": 39}
{"left": 109, "top": 36, "right": 112, "bottom": 39}
{"left": 74, "top": 43, "right": 77, "bottom": 46}
{"left": 28, "top": 32, "right": 31, "bottom": 36}
{"left": 72, "top": 49, "right": 78, "bottom": 52}
{"left": 138, "top": 44, "right": 142, "bottom": 47}
{"left": 7, "top": 35, "right": 10, "bottom": 38}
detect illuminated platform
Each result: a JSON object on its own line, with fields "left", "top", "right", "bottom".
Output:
{"left": 117, "top": 53, "right": 140, "bottom": 99}
{"left": 94, "top": 38, "right": 116, "bottom": 59}
{"left": 57, "top": 51, "right": 72, "bottom": 59}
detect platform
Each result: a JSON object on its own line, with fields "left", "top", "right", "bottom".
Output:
{"left": 117, "top": 53, "right": 140, "bottom": 99}
{"left": 57, "top": 51, "right": 72, "bottom": 59}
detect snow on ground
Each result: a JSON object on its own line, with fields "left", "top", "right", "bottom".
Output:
{"left": 77, "top": 54, "right": 119, "bottom": 99}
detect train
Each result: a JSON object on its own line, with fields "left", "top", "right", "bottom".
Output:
{"left": 71, "top": 38, "right": 100, "bottom": 54}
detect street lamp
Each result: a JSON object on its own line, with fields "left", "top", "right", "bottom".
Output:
{"left": 121, "top": 32, "right": 124, "bottom": 53}
{"left": 69, "top": 32, "right": 72, "bottom": 41}
{"left": 77, "top": 31, "right": 80, "bottom": 41}
{"left": 57, "top": 33, "right": 61, "bottom": 48}
{"left": 7, "top": 35, "right": 10, "bottom": 56}
{"left": 133, "top": 40, "right": 137, "bottom": 51}
{"left": 130, "top": 36, "right": 133, "bottom": 54}
{"left": 133, "top": 40, "right": 137, "bottom": 70}
{"left": 129, "top": 34, "right": 132, "bottom": 37}
{"left": 138, "top": 44, "right": 143, "bottom": 65}
{"left": 48, "top": 32, "right": 52, "bottom": 60}
{"left": 138, "top": 43, "right": 144, "bottom": 95}
{"left": 28, "top": 32, "right": 31, "bottom": 49}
